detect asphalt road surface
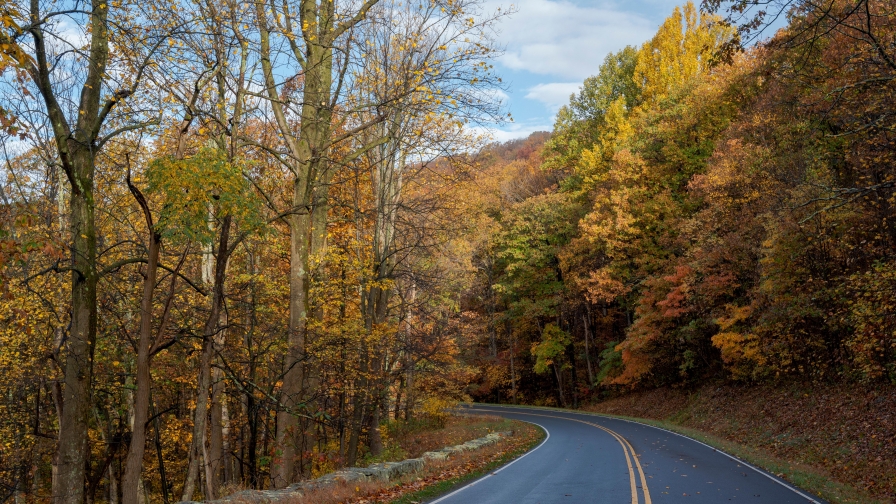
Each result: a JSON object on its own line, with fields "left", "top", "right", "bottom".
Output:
{"left": 430, "top": 404, "right": 825, "bottom": 504}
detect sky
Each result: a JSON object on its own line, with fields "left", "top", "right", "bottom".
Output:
{"left": 482, "top": 0, "right": 688, "bottom": 141}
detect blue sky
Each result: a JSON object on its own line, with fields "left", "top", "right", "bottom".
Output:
{"left": 483, "top": 0, "right": 689, "bottom": 141}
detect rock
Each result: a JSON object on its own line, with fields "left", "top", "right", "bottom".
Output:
{"left": 316, "top": 469, "right": 370, "bottom": 484}
{"left": 397, "top": 458, "right": 424, "bottom": 473}
{"left": 201, "top": 428, "right": 511, "bottom": 502}
{"left": 342, "top": 465, "right": 391, "bottom": 481}
{"left": 367, "top": 461, "right": 407, "bottom": 480}
{"left": 208, "top": 488, "right": 299, "bottom": 504}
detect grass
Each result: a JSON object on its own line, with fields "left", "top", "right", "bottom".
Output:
{"left": 471, "top": 402, "right": 882, "bottom": 504}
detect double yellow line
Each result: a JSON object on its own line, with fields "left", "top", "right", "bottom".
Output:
{"left": 475, "top": 408, "right": 653, "bottom": 504}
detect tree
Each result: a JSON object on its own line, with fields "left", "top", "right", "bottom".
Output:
{"left": 6, "top": 2, "right": 169, "bottom": 501}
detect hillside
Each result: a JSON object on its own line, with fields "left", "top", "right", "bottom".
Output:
{"left": 450, "top": 3, "right": 896, "bottom": 502}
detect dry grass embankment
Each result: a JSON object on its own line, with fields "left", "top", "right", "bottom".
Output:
{"left": 585, "top": 381, "right": 896, "bottom": 504}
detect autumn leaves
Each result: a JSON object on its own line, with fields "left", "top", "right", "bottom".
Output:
{"left": 2, "top": 0, "right": 508, "bottom": 501}
{"left": 461, "top": 0, "right": 896, "bottom": 407}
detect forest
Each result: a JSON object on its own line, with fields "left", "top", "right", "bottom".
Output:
{"left": 1, "top": 0, "right": 895, "bottom": 501}
{"left": 462, "top": 0, "right": 896, "bottom": 405}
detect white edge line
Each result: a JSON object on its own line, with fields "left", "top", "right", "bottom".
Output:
{"left": 610, "top": 417, "right": 823, "bottom": 504}
{"left": 427, "top": 420, "right": 551, "bottom": 504}
{"left": 473, "top": 404, "right": 823, "bottom": 504}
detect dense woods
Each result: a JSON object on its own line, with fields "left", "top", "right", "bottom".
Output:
{"left": 458, "top": 1, "right": 896, "bottom": 404}
{"left": 1, "top": 0, "right": 505, "bottom": 500}
{"left": 1, "top": 0, "right": 895, "bottom": 501}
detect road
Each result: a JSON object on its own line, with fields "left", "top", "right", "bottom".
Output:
{"left": 430, "top": 404, "right": 825, "bottom": 504}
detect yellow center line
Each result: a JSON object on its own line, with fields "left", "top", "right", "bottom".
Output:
{"left": 473, "top": 408, "right": 653, "bottom": 504}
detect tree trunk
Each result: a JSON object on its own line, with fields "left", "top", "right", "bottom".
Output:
{"left": 209, "top": 371, "right": 225, "bottom": 492}
{"left": 367, "top": 401, "right": 383, "bottom": 457}
{"left": 181, "top": 216, "right": 232, "bottom": 501}
{"left": 507, "top": 319, "right": 517, "bottom": 404}
{"left": 209, "top": 310, "right": 228, "bottom": 490}
{"left": 121, "top": 228, "right": 160, "bottom": 504}
{"left": 252, "top": 0, "right": 385, "bottom": 483}
{"left": 346, "top": 346, "right": 368, "bottom": 467}
{"left": 274, "top": 60, "right": 336, "bottom": 488}
{"left": 152, "top": 400, "right": 170, "bottom": 504}
{"left": 553, "top": 364, "right": 566, "bottom": 408}
{"left": 244, "top": 254, "right": 260, "bottom": 488}
{"left": 109, "top": 463, "right": 118, "bottom": 504}
{"left": 181, "top": 328, "right": 212, "bottom": 502}
{"left": 273, "top": 209, "right": 311, "bottom": 488}
{"left": 403, "top": 366, "right": 415, "bottom": 421}
{"left": 222, "top": 397, "right": 233, "bottom": 484}
{"left": 245, "top": 391, "right": 259, "bottom": 488}
{"left": 54, "top": 147, "right": 98, "bottom": 504}
{"left": 583, "top": 311, "right": 594, "bottom": 387}
{"left": 29, "top": 1, "right": 124, "bottom": 497}
{"left": 393, "top": 375, "right": 404, "bottom": 420}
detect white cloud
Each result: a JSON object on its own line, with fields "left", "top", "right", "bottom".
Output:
{"left": 468, "top": 121, "right": 553, "bottom": 143}
{"left": 471, "top": 87, "right": 511, "bottom": 108}
{"left": 45, "top": 18, "right": 89, "bottom": 55}
{"left": 485, "top": 0, "right": 656, "bottom": 79}
{"left": 525, "top": 82, "right": 581, "bottom": 112}
{"left": 489, "top": 88, "right": 511, "bottom": 103}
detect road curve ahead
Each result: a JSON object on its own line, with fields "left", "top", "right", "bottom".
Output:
{"left": 431, "top": 404, "right": 825, "bottom": 504}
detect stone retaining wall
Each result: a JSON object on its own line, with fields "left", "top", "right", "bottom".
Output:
{"left": 183, "top": 430, "right": 512, "bottom": 504}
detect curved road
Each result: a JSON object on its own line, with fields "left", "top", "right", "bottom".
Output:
{"left": 431, "top": 404, "right": 825, "bottom": 504}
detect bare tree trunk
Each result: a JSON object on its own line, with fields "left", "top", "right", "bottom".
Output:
{"left": 223, "top": 399, "right": 233, "bottom": 484}
{"left": 394, "top": 375, "right": 404, "bottom": 420}
{"left": 507, "top": 319, "right": 517, "bottom": 404}
{"left": 274, "top": 66, "right": 336, "bottom": 488}
{"left": 209, "top": 310, "right": 228, "bottom": 490}
{"left": 244, "top": 252, "right": 260, "bottom": 488}
{"left": 209, "top": 372, "right": 225, "bottom": 491}
{"left": 182, "top": 216, "right": 232, "bottom": 501}
{"left": 367, "top": 400, "right": 383, "bottom": 457}
{"left": 273, "top": 209, "right": 311, "bottom": 487}
{"left": 403, "top": 367, "right": 415, "bottom": 421}
{"left": 107, "top": 465, "right": 117, "bottom": 504}
{"left": 181, "top": 331, "right": 212, "bottom": 502}
{"left": 553, "top": 364, "right": 566, "bottom": 408}
{"left": 54, "top": 147, "right": 99, "bottom": 504}
{"left": 30, "top": 0, "right": 110, "bottom": 498}
{"left": 403, "top": 284, "right": 417, "bottom": 421}
{"left": 152, "top": 400, "right": 170, "bottom": 504}
{"left": 583, "top": 310, "right": 594, "bottom": 387}
{"left": 121, "top": 173, "right": 161, "bottom": 504}
{"left": 346, "top": 346, "right": 369, "bottom": 467}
